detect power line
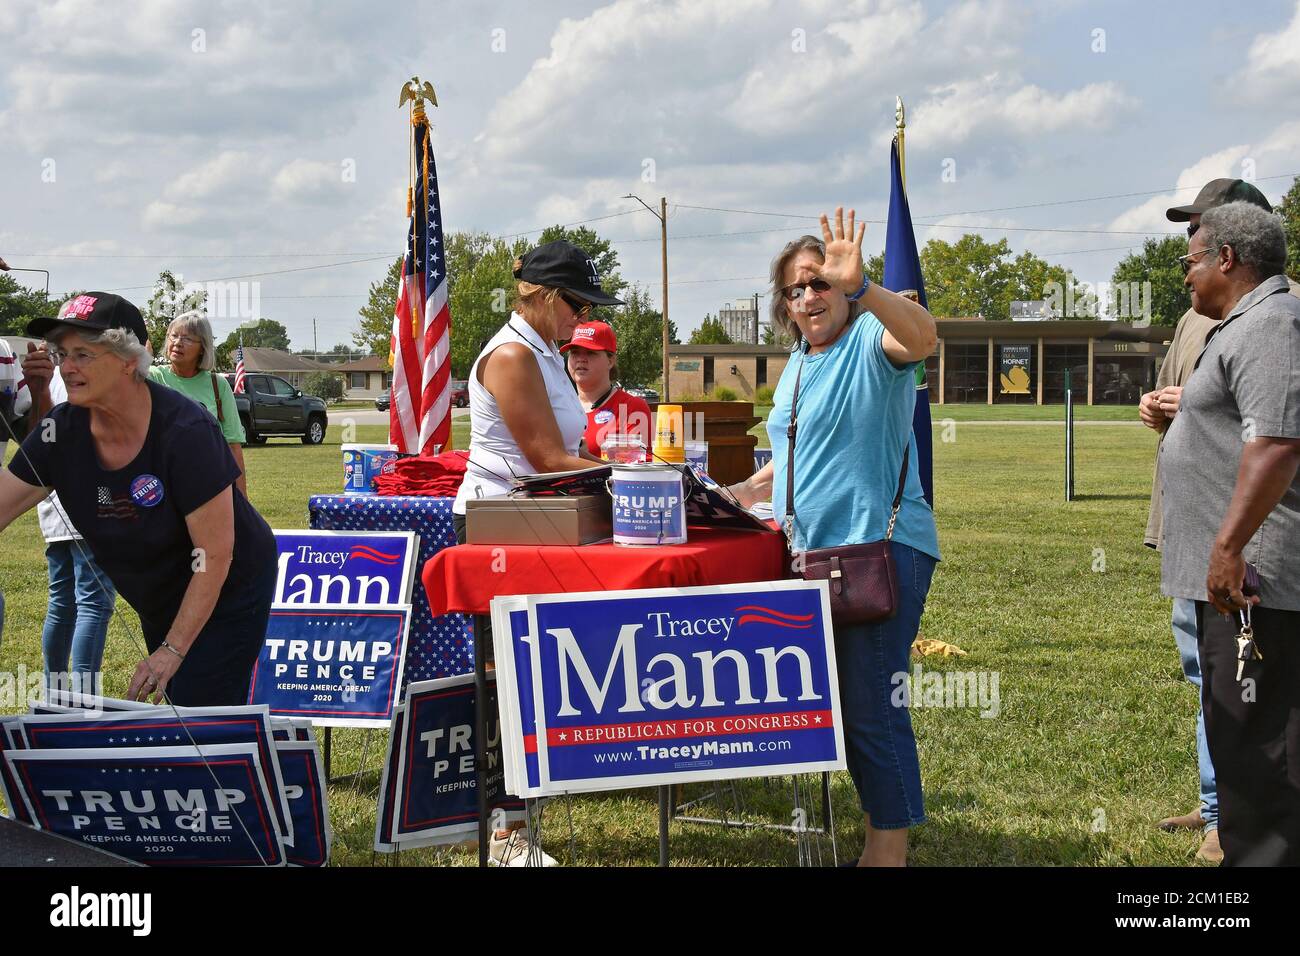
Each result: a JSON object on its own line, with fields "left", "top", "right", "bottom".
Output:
{"left": 103, "top": 255, "right": 396, "bottom": 293}
{"left": 671, "top": 171, "right": 1299, "bottom": 224}
{"left": 5, "top": 210, "right": 644, "bottom": 261}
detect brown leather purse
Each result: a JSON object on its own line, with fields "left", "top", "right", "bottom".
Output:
{"left": 783, "top": 354, "right": 909, "bottom": 626}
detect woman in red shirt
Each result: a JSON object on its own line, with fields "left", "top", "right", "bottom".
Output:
{"left": 561, "top": 321, "right": 652, "bottom": 460}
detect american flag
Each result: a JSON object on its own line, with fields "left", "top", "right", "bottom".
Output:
{"left": 390, "top": 111, "right": 451, "bottom": 455}
{"left": 233, "top": 343, "right": 246, "bottom": 394}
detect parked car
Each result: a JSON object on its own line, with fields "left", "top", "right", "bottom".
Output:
{"left": 223, "top": 373, "right": 329, "bottom": 445}
{"left": 624, "top": 386, "right": 659, "bottom": 404}
{"left": 451, "top": 380, "right": 469, "bottom": 408}
{"left": 375, "top": 391, "right": 391, "bottom": 412}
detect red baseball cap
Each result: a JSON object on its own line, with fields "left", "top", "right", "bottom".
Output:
{"left": 560, "top": 320, "right": 617, "bottom": 354}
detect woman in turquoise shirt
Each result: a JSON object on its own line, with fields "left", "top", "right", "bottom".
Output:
{"left": 731, "top": 208, "right": 939, "bottom": 866}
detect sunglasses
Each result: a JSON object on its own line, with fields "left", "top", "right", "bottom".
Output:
{"left": 559, "top": 292, "right": 592, "bottom": 318}
{"left": 1187, "top": 222, "right": 1200, "bottom": 239}
{"left": 781, "top": 277, "right": 833, "bottom": 302}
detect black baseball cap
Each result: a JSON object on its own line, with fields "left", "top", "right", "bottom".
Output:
{"left": 514, "top": 240, "right": 625, "bottom": 306}
{"left": 27, "top": 292, "right": 148, "bottom": 345}
{"left": 1166, "top": 178, "right": 1272, "bottom": 222}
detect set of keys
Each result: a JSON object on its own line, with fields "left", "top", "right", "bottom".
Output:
{"left": 1235, "top": 603, "right": 1263, "bottom": 682}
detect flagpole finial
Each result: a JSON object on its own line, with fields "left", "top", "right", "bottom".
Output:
{"left": 895, "top": 96, "right": 905, "bottom": 131}
{"left": 399, "top": 76, "right": 438, "bottom": 118}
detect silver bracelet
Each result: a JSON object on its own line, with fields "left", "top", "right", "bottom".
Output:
{"left": 161, "top": 640, "right": 186, "bottom": 660}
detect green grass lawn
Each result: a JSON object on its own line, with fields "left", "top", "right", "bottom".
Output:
{"left": 2, "top": 417, "right": 1205, "bottom": 866}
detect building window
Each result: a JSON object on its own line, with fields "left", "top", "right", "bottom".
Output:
{"left": 756, "top": 357, "right": 767, "bottom": 388}
{"left": 350, "top": 372, "right": 367, "bottom": 390}
{"left": 942, "top": 343, "right": 989, "bottom": 404}
{"left": 382, "top": 372, "right": 392, "bottom": 389}
{"left": 703, "top": 357, "right": 714, "bottom": 393}
{"left": 1092, "top": 356, "right": 1149, "bottom": 405}
{"left": 1042, "top": 345, "right": 1089, "bottom": 404}
{"left": 924, "top": 354, "right": 939, "bottom": 401}
{"left": 994, "top": 342, "right": 1036, "bottom": 404}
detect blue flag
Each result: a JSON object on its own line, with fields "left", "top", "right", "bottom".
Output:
{"left": 882, "top": 137, "right": 934, "bottom": 507}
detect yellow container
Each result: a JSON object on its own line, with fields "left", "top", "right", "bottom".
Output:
{"left": 653, "top": 404, "right": 685, "bottom": 463}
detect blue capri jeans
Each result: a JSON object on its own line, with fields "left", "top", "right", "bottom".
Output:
{"left": 834, "top": 540, "right": 936, "bottom": 829}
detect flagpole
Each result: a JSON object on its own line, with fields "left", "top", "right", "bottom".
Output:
{"left": 895, "top": 96, "right": 906, "bottom": 193}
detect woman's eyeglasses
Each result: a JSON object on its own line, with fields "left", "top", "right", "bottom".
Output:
{"left": 781, "top": 278, "right": 833, "bottom": 302}
{"left": 50, "top": 347, "right": 110, "bottom": 368}
{"left": 560, "top": 292, "right": 592, "bottom": 318}
{"left": 167, "top": 333, "right": 201, "bottom": 346}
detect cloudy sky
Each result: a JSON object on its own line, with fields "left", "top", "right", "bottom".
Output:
{"left": 2, "top": 0, "right": 1298, "bottom": 350}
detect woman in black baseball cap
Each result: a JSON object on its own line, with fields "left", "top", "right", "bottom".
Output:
{"left": 1, "top": 293, "right": 277, "bottom": 707}
{"left": 450, "top": 240, "right": 622, "bottom": 866}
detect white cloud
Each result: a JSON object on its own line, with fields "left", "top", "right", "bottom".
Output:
{"left": 166, "top": 151, "right": 260, "bottom": 200}
{"left": 271, "top": 159, "right": 348, "bottom": 202}
{"left": 141, "top": 201, "right": 203, "bottom": 230}
{"left": 1108, "top": 122, "right": 1300, "bottom": 235}
{"left": 1235, "top": 1, "right": 1300, "bottom": 97}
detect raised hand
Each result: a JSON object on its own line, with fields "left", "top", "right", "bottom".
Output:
{"left": 815, "top": 206, "right": 867, "bottom": 295}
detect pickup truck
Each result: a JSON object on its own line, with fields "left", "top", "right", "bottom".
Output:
{"left": 221, "top": 372, "right": 328, "bottom": 445}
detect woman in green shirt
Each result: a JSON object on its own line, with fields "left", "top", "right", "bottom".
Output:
{"left": 149, "top": 312, "right": 248, "bottom": 495}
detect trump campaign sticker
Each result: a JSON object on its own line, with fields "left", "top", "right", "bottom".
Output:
{"left": 130, "top": 474, "right": 165, "bottom": 508}
{"left": 594, "top": 409, "right": 614, "bottom": 425}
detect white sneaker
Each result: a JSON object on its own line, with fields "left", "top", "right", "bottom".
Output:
{"left": 487, "top": 829, "right": 558, "bottom": 867}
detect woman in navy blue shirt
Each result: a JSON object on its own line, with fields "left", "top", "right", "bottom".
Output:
{"left": 730, "top": 210, "right": 939, "bottom": 866}
{"left": 0, "top": 294, "right": 276, "bottom": 706}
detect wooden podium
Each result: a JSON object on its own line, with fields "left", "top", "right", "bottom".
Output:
{"left": 652, "top": 400, "right": 760, "bottom": 487}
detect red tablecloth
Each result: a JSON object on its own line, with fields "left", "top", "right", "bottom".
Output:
{"left": 424, "top": 526, "right": 788, "bottom": 616}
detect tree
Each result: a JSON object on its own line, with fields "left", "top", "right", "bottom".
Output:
{"left": 689, "top": 314, "right": 732, "bottom": 345}
{"left": 446, "top": 231, "right": 530, "bottom": 379}
{"left": 143, "top": 269, "right": 207, "bottom": 356}
{"left": 302, "top": 371, "right": 344, "bottom": 403}
{"left": 607, "top": 283, "right": 663, "bottom": 388}
{"left": 1110, "top": 236, "right": 1191, "bottom": 327}
{"left": 920, "top": 235, "right": 1014, "bottom": 320}
{"left": 214, "top": 318, "right": 292, "bottom": 369}
{"left": 354, "top": 256, "right": 402, "bottom": 357}
{"left": 1278, "top": 175, "right": 1300, "bottom": 283}
{"left": 0, "top": 274, "right": 54, "bottom": 337}
{"left": 920, "top": 235, "right": 1081, "bottom": 322}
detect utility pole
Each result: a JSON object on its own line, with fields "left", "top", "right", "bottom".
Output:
{"left": 623, "top": 193, "right": 670, "bottom": 401}
{"left": 313, "top": 318, "right": 318, "bottom": 356}
{"left": 660, "top": 196, "right": 669, "bottom": 400}
{"left": 752, "top": 292, "right": 759, "bottom": 344}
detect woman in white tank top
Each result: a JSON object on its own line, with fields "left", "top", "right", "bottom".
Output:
{"left": 453, "top": 240, "right": 625, "bottom": 521}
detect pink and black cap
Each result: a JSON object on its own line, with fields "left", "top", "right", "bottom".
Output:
{"left": 27, "top": 292, "right": 148, "bottom": 346}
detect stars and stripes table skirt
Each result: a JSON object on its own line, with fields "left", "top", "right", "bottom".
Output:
{"left": 308, "top": 494, "right": 472, "bottom": 682}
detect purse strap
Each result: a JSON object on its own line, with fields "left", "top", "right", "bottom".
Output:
{"left": 209, "top": 371, "right": 226, "bottom": 423}
{"left": 783, "top": 351, "right": 911, "bottom": 548}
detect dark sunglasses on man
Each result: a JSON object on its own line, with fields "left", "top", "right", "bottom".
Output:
{"left": 782, "top": 277, "right": 834, "bottom": 302}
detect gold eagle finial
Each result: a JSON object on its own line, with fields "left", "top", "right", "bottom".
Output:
{"left": 398, "top": 76, "right": 438, "bottom": 109}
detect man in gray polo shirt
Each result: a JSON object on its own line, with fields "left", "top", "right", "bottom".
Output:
{"left": 1160, "top": 200, "right": 1300, "bottom": 866}
{"left": 1141, "top": 179, "right": 1290, "bottom": 862}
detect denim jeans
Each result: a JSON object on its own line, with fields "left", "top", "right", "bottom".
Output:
{"left": 42, "top": 540, "right": 116, "bottom": 697}
{"left": 834, "top": 540, "right": 936, "bottom": 829}
{"left": 1173, "top": 597, "right": 1218, "bottom": 830}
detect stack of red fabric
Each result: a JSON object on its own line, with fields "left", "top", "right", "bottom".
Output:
{"left": 373, "top": 450, "right": 470, "bottom": 497}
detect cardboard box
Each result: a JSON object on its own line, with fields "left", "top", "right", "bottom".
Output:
{"left": 465, "top": 494, "right": 613, "bottom": 546}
